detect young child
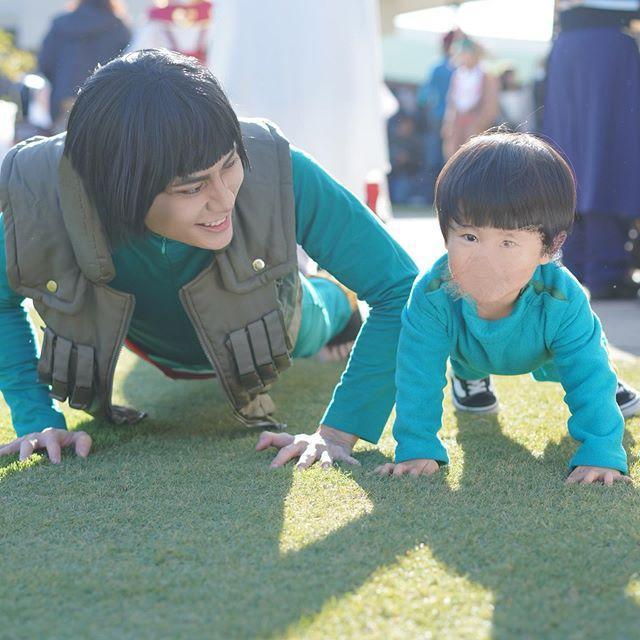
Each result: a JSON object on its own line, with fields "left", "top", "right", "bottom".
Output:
{"left": 376, "top": 132, "right": 639, "bottom": 485}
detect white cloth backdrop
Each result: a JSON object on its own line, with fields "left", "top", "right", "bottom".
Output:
{"left": 207, "top": 0, "right": 391, "bottom": 201}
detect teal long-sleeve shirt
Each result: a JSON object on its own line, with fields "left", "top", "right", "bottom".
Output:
{"left": 0, "top": 147, "right": 418, "bottom": 439}
{"left": 394, "top": 254, "right": 628, "bottom": 473}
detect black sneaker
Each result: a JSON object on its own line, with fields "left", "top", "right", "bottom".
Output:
{"left": 617, "top": 381, "right": 640, "bottom": 419}
{"left": 451, "top": 374, "right": 499, "bottom": 413}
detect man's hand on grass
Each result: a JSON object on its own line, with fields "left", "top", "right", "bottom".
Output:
{"left": 256, "top": 424, "right": 360, "bottom": 469}
{"left": 566, "top": 465, "right": 631, "bottom": 486}
{"left": 0, "top": 427, "right": 92, "bottom": 464}
{"left": 374, "top": 459, "right": 440, "bottom": 477}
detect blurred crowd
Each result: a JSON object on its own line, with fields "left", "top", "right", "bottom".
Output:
{"left": 1, "top": 0, "right": 639, "bottom": 298}
{"left": 387, "top": 31, "right": 543, "bottom": 207}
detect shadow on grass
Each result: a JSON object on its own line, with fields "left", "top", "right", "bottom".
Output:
{"left": 1, "top": 357, "right": 640, "bottom": 638}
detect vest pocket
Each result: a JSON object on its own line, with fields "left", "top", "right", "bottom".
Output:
{"left": 247, "top": 319, "right": 278, "bottom": 385}
{"left": 228, "top": 328, "right": 263, "bottom": 394}
{"left": 37, "top": 329, "right": 95, "bottom": 409}
{"left": 262, "top": 310, "right": 292, "bottom": 372}
{"left": 227, "top": 310, "right": 293, "bottom": 395}
{"left": 69, "top": 344, "right": 95, "bottom": 409}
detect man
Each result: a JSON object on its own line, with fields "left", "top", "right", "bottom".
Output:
{"left": 0, "top": 50, "right": 417, "bottom": 468}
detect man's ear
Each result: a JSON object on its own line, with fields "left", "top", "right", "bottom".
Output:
{"left": 540, "top": 231, "right": 567, "bottom": 264}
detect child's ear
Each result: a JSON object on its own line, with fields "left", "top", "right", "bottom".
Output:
{"left": 540, "top": 232, "right": 567, "bottom": 264}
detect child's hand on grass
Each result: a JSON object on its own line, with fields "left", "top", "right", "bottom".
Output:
{"left": 256, "top": 425, "right": 360, "bottom": 469}
{"left": 0, "top": 427, "right": 92, "bottom": 464}
{"left": 374, "top": 459, "right": 440, "bottom": 477}
{"left": 566, "top": 465, "right": 631, "bottom": 486}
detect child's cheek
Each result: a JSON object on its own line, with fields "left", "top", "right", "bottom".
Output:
{"left": 450, "top": 252, "right": 518, "bottom": 302}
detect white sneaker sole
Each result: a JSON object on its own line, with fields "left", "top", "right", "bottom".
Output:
{"left": 620, "top": 394, "right": 640, "bottom": 419}
{"left": 451, "top": 394, "right": 500, "bottom": 414}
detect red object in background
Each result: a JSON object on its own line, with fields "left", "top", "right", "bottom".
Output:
{"left": 149, "top": 1, "right": 212, "bottom": 23}
{"left": 366, "top": 181, "right": 380, "bottom": 214}
{"left": 148, "top": 1, "right": 212, "bottom": 63}
{"left": 124, "top": 338, "right": 216, "bottom": 380}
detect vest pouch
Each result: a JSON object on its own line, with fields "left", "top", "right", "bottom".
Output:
{"left": 68, "top": 344, "right": 95, "bottom": 410}
{"left": 246, "top": 319, "right": 278, "bottom": 386}
{"left": 228, "top": 328, "right": 264, "bottom": 394}
{"left": 37, "top": 328, "right": 96, "bottom": 408}
{"left": 50, "top": 336, "right": 72, "bottom": 402}
{"left": 262, "top": 310, "right": 292, "bottom": 372}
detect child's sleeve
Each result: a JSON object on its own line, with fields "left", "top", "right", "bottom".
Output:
{"left": 393, "top": 281, "right": 451, "bottom": 464}
{"left": 550, "top": 294, "right": 627, "bottom": 473}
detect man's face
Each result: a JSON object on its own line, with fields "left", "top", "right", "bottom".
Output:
{"left": 145, "top": 147, "right": 244, "bottom": 250}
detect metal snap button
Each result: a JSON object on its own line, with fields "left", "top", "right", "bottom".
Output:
{"left": 252, "top": 258, "right": 266, "bottom": 272}
{"left": 46, "top": 280, "right": 58, "bottom": 293}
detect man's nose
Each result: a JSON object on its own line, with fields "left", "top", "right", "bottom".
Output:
{"left": 206, "top": 175, "right": 235, "bottom": 212}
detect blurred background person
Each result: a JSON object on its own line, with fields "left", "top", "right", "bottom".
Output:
{"left": 441, "top": 37, "right": 500, "bottom": 160}
{"left": 498, "top": 66, "right": 534, "bottom": 131}
{"left": 387, "top": 112, "right": 423, "bottom": 204}
{"left": 128, "top": 1, "right": 211, "bottom": 64}
{"left": 417, "top": 30, "right": 456, "bottom": 204}
{"left": 38, "top": 0, "right": 131, "bottom": 133}
{"left": 543, "top": 0, "right": 640, "bottom": 299}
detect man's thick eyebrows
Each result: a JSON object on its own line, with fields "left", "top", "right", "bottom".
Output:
{"left": 172, "top": 148, "right": 237, "bottom": 187}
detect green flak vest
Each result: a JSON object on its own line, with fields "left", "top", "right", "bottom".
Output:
{"left": 0, "top": 119, "right": 301, "bottom": 428}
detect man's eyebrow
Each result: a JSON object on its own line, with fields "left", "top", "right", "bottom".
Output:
{"left": 172, "top": 172, "right": 210, "bottom": 187}
{"left": 171, "top": 149, "right": 237, "bottom": 187}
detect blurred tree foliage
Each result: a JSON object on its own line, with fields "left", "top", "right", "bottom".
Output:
{"left": 0, "top": 30, "right": 35, "bottom": 81}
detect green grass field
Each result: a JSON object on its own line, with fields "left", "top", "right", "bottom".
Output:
{"left": 1, "top": 350, "right": 640, "bottom": 639}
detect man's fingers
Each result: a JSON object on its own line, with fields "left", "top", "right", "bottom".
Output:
{"left": 256, "top": 431, "right": 294, "bottom": 451}
{"left": 72, "top": 432, "right": 92, "bottom": 458}
{"left": 19, "top": 438, "right": 37, "bottom": 461}
{"left": 565, "top": 471, "right": 582, "bottom": 485}
{"left": 0, "top": 438, "right": 23, "bottom": 456}
{"left": 270, "top": 442, "right": 305, "bottom": 468}
{"left": 44, "top": 433, "right": 62, "bottom": 464}
{"left": 604, "top": 471, "right": 614, "bottom": 487}
{"left": 295, "top": 447, "right": 320, "bottom": 470}
{"left": 619, "top": 474, "right": 633, "bottom": 484}
{"left": 392, "top": 464, "right": 409, "bottom": 477}
{"left": 319, "top": 449, "right": 333, "bottom": 470}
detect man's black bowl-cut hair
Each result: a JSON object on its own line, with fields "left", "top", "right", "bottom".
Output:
{"left": 64, "top": 48, "right": 249, "bottom": 246}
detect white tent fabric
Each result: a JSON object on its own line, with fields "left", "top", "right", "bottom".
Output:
{"left": 207, "top": 0, "right": 391, "bottom": 200}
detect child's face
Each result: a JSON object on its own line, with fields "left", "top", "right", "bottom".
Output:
{"left": 144, "top": 147, "right": 244, "bottom": 250}
{"left": 446, "top": 221, "right": 551, "bottom": 311}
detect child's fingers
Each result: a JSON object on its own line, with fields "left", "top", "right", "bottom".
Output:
{"left": 374, "top": 463, "right": 394, "bottom": 476}
{"left": 580, "top": 469, "right": 599, "bottom": 485}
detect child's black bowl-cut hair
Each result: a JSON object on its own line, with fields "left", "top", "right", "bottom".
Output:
{"left": 435, "top": 131, "right": 576, "bottom": 253}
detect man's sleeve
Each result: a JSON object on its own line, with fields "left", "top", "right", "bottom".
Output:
{"left": 393, "top": 281, "right": 451, "bottom": 464}
{"left": 0, "top": 216, "right": 66, "bottom": 437}
{"left": 291, "top": 147, "right": 419, "bottom": 442}
{"left": 551, "top": 294, "right": 627, "bottom": 473}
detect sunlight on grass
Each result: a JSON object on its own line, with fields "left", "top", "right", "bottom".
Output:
{"left": 279, "top": 468, "right": 374, "bottom": 554}
{"left": 626, "top": 575, "right": 640, "bottom": 605}
{"left": 282, "top": 543, "right": 494, "bottom": 640}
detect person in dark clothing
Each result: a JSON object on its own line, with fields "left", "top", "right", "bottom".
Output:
{"left": 38, "top": 0, "right": 131, "bottom": 130}
{"left": 543, "top": 0, "right": 640, "bottom": 299}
